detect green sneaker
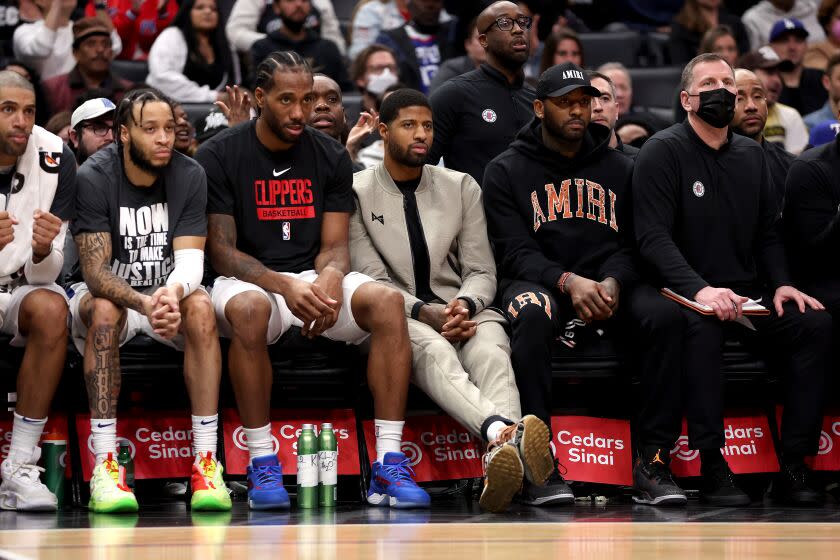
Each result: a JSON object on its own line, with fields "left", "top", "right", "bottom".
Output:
{"left": 190, "top": 452, "right": 232, "bottom": 511}
{"left": 89, "top": 453, "right": 139, "bottom": 513}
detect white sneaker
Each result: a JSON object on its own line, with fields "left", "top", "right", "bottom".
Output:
{"left": 0, "top": 447, "right": 58, "bottom": 512}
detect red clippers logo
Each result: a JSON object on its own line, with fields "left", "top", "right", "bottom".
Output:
{"left": 254, "top": 177, "right": 315, "bottom": 221}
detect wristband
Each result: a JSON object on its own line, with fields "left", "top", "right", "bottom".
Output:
{"left": 558, "top": 272, "right": 574, "bottom": 295}
{"left": 410, "top": 301, "right": 426, "bottom": 320}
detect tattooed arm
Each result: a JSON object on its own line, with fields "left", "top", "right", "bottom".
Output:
{"left": 75, "top": 231, "right": 151, "bottom": 314}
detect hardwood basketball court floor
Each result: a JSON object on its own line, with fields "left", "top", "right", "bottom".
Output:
{"left": 0, "top": 500, "right": 839, "bottom": 559}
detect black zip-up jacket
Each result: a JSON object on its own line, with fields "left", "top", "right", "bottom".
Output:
{"left": 633, "top": 120, "right": 790, "bottom": 299}
{"left": 483, "top": 119, "right": 637, "bottom": 295}
{"left": 429, "top": 64, "right": 535, "bottom": 186}
{"left": 250, "top": 30, "right": 350, "bottom": 90}
{"left": 784, "top": 135, "right": 840, "bottom": 286}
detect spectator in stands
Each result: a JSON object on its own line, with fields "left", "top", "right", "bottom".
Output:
{"left": 539, "top": 28, "right": 583, "bottom": 75}
{"left": 0, "top": 71, "right": 76, "bottom": 513}
{"left": 44, "top": 110, "right": 70, "bottom": 141}
{"left": 193, "top": 106, "right": 228, "bottom": 146}
{"left": 349, "top": 88, "right": 556, "bottom": 513}
{"left": 147, "top": 0, "right": 239, "bottom": 103}
{"left": 699, "top": 24, "right": 741, "bottom": 66}
{"left": 668, "top": 0, "right": 749, "bottom": 65}
{"left": 806, "top": 117, "right": 840, "bottom": 146}
{"left": 598, "top": 62, "right": 670, "bottom": 142}
{"left": 169, "top": 102, "right": 196, "bottom": 156}
{"left": 804, "top": 0, "right": 840, "bottom": 69}
{"left": 196, "top": 51, "right": 429, "bottom": 511}
{"left": 351, "top": 43, "right": 400, "bottom": 114}
{"left": 13, "top": 0, "right": 122, "bottom": 80}
{"left": 769, "top": 18, "right": 828, "bottom": 115}
{"left": 588, "top": 70, "right": 638, "bottom": 159}
{"left": 515, "top": 0, "right": 543, "bottom": 81}
{"left": 83, "top": 0, "right": 178, "bottom": 60}
{"left": 804, "top": 53, "right": 840, "bottom": 126}
{"left": 307, "top": 73, "right": 368, "bottom": 170}
{"left": 71, "top": 88, "right": 231, "bottom": 514}
{"left": 739, "top": 47, "right": 809, "bottom": 153}
{"left": 226, "top": 0, "right": 345, "bottom": 55}
{"left": 785, "top": 110, "right": 840, "bottom": 342}
{"left": 349, "top": 0, "right": 451, "bottom": 59}
{"left": 0, "top": 0, "right": 29, "bottom": 59}
{"left": 355, "top": 82, "right": 402, "bottom": 168}
{"left": 428, "top": 1, "right": 534, "bottom": 185}
{"left": 429, "top": 18, "right": 485, "bottom": 93}
{"left": 41, "top": 18, "right": 133, "bottom": 116}
{"left": 68, "top": 97, "right": 116, "bottom": 165}
{"left": 375, "top": 0, "right": 457, "bottom": 94}
{"left": 743, "top": 0, "right": 826, "bottom": 50}
{"left": 483, "top": 62, "right": 674, "bottom": 506}
{"left": 0, "top": 59, "right": 48, "bottom": 125}
{"left": 731, "top": 68, "right": 794, "bottom": 203}
{"left": 250, "top": 0, "right": 350, "bottom": 91}
{"left": 634, "top": 53, "right": 831, "bottom": 507}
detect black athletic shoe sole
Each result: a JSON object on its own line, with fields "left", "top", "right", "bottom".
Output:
{"left": 699, "top": 493, "right": 751, "bottom": 507}
{"left": 632, "top": 493, "right": 688, "bottom": 506}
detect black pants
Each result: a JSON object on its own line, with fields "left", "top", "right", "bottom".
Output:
{"left": 502, "top": 282, "right": 682, "bottom": 432}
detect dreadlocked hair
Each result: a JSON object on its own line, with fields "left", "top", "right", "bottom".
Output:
{"left": 254, "top": 51, "right": 312, "bottom": 92}
{"left": 114, "top": 87, "right": 175, "bottom": 147}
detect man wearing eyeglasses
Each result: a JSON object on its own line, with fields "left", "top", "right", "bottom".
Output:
{"left": 427, "top": 1, "right": 535, "bottom": 186}
{"left": 69, "top": 98, "right": 116, "bottom": 166}
{"left": 730, "top": 68, "right": 794, "bottom": 205}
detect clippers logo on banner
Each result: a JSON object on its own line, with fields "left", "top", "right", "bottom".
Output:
{"left": 670, "top": 414, "right": 779, "bottom": 478}
{"left": 222, "top": 408, "right": 360, "bottom": 476}
{"left": 775, "top": 407, "right": 840, "bottom": 471}
{"left": 362, "top": 415, "right": 483, "bottom": 483}
{"left": 550, "top": 416, "right": 633, "bottom": 486}
{"left": 0, "top": 414, "right": 70, "bottom": 478}
{"left": 76, "top": 412, "right": 194, "bottom": 481}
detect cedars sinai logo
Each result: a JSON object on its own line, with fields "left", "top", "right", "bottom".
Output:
{"left": 88, "top": 436, "right": 136, "bottom": 459}
{"left": 418, "top": 430, "right": 480, "bottom": 463}
{"left": 233, "top": 426, "right": 280, "bottom": 455}
{"left": 556, "top": 430, "right": 626, "bottom": 466}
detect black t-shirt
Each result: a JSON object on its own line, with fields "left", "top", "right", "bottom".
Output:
{"left": 0, "top": 0, "right": 21, "bottom": 58}
{"left": 779, "top": 68, "right": 828, "bottom": 117}
{"left": 196, "top": 121, "right": 354, "bottom": 273}
{"left": 71, "top": 144, "right": 207, "bottom": 289}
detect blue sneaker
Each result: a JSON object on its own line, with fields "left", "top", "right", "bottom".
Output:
{"left": 246, "top": 455, "right": 290, "bottom": 510}
{"left": 367, "top": 452, "right": 431, "bottom": 509}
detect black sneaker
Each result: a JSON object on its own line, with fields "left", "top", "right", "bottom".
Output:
{"left": 519, "top": 462, "right": 574, "bottom": 506}
{"left": 770, "top": 462, "right": 824, "bottom": 506}
{"left": 632, "top": 454, "right": 687, "bottom": 506}
{"left": 700, "top": 460, "right": 750, "bottom": 506}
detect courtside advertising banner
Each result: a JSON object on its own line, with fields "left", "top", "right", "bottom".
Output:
{"left": 223, "top": 408, "right": 360, "bottom": 475}
{"left": 363, "top": 415, "right": 483, "bottom": 482}
{"left": 775, "top": 407, "right": 840, "bottom": 471}
{"left": 0, "top": 414, "right": 70, "bottom": 477}
{"left": 550, "top": 416, "right": 633, "bottom": 486}
{"left": 670, "top": 414, "right": 779, "bottom": 478}
{"left": 76, "top": 412, "right": 193, "bottom": 481}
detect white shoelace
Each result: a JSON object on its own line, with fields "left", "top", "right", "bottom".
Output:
{"left": 5, "top": 462, "right": 45, "bottom": 485}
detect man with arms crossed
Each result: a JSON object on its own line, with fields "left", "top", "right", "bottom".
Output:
{"left": 72, "top": 88, "right": 230, "bottom": 513}
{"left": 196, "top": 52, "right": 429, "bottom": 510}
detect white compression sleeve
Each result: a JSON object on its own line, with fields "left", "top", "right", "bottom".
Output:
{"left": 24, "top": 222, "right": 66, "bottom": 285}
{"left": 165, "top": 248, "right": 204, "bottom": 299}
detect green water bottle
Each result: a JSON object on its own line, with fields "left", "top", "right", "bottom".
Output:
{"left": 117, "top": 442, "right": 135, "bottom": 489}
{"left": 41, "top": 438, "right": 66, "bottom": 508}
{"left": 297, "top": 424, "right": 318, "bottom": 508}
{"left": 318, "top": 423, "right": 337, "bottom": 507}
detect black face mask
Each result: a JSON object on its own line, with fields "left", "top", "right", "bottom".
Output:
{"left": 690, "top": 87, "right": 736, "bottom": 129}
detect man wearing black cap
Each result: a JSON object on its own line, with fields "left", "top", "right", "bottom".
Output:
{"left": 768, "top": 17, "right": 827, "bottom": 115}
{"left": 483, "top": 62, "right": 690, "bottom": 507}
{"left": 428, "top": 1, "right": 535, "bottom": 186}
{"left": 633, "top": 52, "right": 833, "bottom": 506}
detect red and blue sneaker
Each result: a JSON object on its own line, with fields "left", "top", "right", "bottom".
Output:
{"left": 367, "top": 452, "right": 431, "bottom": 509}
{"left": 246, "top": 455, "right": 290, "bottom": 510}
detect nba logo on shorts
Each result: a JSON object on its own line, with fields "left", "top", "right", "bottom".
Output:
{"left": 282, "top": 222, "right": 291, "bottom": 240}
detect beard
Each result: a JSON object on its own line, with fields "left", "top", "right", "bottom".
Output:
{"left": 0, "top": 131, "right": 28, "bottom": 158}
{"left": 388, "top": 140, "right": 426, "bottom": 167}
{"left": 76, "top": 141, "right": 90, "bottom": 164}
{"left": 543, "top": 115, "right": 587, "bottom": 143}
{"left": 261, "top": 108, "right": 304, "bottom": 144}
{"left": 128, "top": 139, "right": 169, "bottom": 174}
{"left": 280, "top": 13, "right": 306, "bottom": 34}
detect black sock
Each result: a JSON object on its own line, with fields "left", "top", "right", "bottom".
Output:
{"left": 700, "top": 448, "right": 725, "bottom": 470}
{"left": 783, "top": 452, "right": 805, "bottom": 467}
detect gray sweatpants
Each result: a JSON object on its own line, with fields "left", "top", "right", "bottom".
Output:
{"left": 408, "top": 310, "right": 521, "bottom": 438}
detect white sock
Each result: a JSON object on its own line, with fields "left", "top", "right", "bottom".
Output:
{"left": 191, "top": 414, "right": 218, "bottom": 459}
{"left": 243, "top": 424, "right": 274, "bottom": 462}
{"left": 91, "top": 418, "right": 117, "bottom": 464}
{"left": 374, "top": 419, "right": 404, "bottom": 463}
{"left": 485, "top": 421, "right": 508, "bottom": 443}
{"left": 9, "top": 412, "right": 46, "bottom": 463}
